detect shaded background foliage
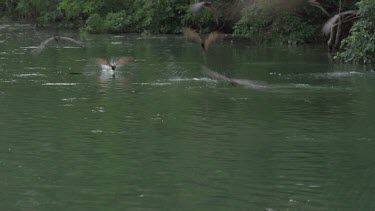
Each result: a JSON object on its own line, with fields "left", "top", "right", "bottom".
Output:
{"left": 0, "top": 0, "right": 373, "bottom": 63}
{"left": 337, "top": 0, "right": 375, "bottom": 64}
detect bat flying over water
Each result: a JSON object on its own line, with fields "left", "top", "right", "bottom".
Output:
{"left": 32, "top": 35, "right": 84, "bottom": 54}
{"left": 202, "top": 66, "right": 268, "bottom": 90}
{"left": 183, "top": 28, "right": 224, "bottom": 52}
{"left": 96, "top": 56, "right": 134, "bottom": 71}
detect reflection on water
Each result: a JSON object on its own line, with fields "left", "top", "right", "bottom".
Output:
{"left": 1, "top": 22, "right": 375, "bottom": 210}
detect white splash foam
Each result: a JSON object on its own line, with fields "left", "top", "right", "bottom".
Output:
{"left": 313, "top": 71, "right": 362, "bottom": 78}
{"left": 62, "top": 46, "right": 81, "bottom": 49}
{"left": 229, "top": 97, "right": 248, "bottom": 101}
{"left": 91, "top": 130, "right": 104, "bottom": 133}
{"left": 20, "top": 46, "right": 39, "bottom": 49}
{"left": 24, "top": 67, "right": 46, "bottom": 70}
{"left": 269, "top": 72, "right": 282, "bottom": 76}
{"left": 168, "top": 77, "right": 217, "bottom": 82}
{"left": 133, "top": 82, "right": 172, "bottom": 86}
{"left": 0, "top": 80, "right": 16, "bottom": 83}
{"left": 15, "top": 73, "right": 45, "bottom": 77}
{"left": 294, "top": 84, "right": 311, "bottom": 88}
{"left": 43, "top": 83, "right": 78, "bottom": 86}
{"left": 62, "top": 98, "right": 76, "bottom": 101}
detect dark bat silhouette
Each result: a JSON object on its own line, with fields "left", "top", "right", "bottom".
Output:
{"left": 96, "top": 56, "right": 134, "bottom": 71}
{"left": 202, "top": 66, "right": 268, "bottom": 90}
{"left": 183, "top": 28, "right": 224, "bottom": 52}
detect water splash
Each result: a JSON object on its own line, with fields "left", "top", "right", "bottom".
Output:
{"left": 42, "top": 83, "right": 79, "bottom": 86}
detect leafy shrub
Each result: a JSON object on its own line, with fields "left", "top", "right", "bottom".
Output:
{"left": 182, "top": 7, "right": 217, "bottom": 33}
{"left": 272, "top": 14, "right": 317, "bottom": 44}
{"left": 128, "top": 0, "right": 186, "bottom": 34}
{"left": 233, "top": 3, "right": 274, "bottom": 43}
{"left": 35, "top": 9, "right": 64, "bottom": 26}
{"left": 233, "top": 2, "right": 317, "bottom": 44}
{"left": 84, "top": 13, "right": 104, "bottom": 33}
{"left": 156, "top": 1, "right": 186, "bottom": 34}
{"left": 337, "top": 0, "right": 375, "bottom": 64}
{"left": 104, "top": 11, "right": 128, "bottom": 33}
{"left": 59, "top": 0, "right": 104, "bottom": 18}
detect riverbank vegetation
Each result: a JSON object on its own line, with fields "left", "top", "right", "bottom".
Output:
{"left": 0, "top": 0, "right": 373, "bottom": 63}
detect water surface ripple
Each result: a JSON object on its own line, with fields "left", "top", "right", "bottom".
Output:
{"left": 1, "top": 22, "right": 375, "bottom": 211}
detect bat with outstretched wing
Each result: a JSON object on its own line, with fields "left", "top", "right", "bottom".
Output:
{"left": 32, "top": 35, "right": 84, "bottom": 54}
{"left": 203, "top": 31, "right": 224, "bottom": 51}
{"left": 183, "top": 28, "right": 224, "bottom": 52}
{"left": 96, "top": 58, "right": 110, "bottom": 66}
{"left": 202, "top": 66, "right": 268, "bottom": 90}
{"left": 96, "top": 56, "right": 134, "bottom": 70}
{"left": 58, "top": 36, "right": 84, "bottom": 46}
{"left": 116, "top": 56, "right": 134, "bottom": 66}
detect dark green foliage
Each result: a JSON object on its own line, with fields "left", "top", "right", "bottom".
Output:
{"left": 127, "top": 0, "right": 187, "bottom": 34}
{"left": 272, "top": 14, "right": 317, "bottom": 44}
{"left": 1, "top": 0, "right": 373, "bottom": 64}
{"left": 9, "top": 0, "right": 62, "bottom": 25}
{"left": 57, "top": 0, "right": 188, "bottom": 33}
{"left": 84, "top": 13, "right": 104, "bottom": 33}
{"left": 233, "top": 1, "right": 328, "bottom": 44}
{"left": 233, "top": 3, "right": 274, "bottom": 43}
{"left": 104, "top": 11, "right": 128, "bottom": 33}
{"left": 337, "top": 0, "right": 375, "bottom": 64}
{"left": 233, "top": 2, "right": 318, "bottom": 44}
{"left": 182, "top": 9, "right": 218, "bottom": 33}
{"left": 0, "top": 0, "right": 18, "bottom": 17}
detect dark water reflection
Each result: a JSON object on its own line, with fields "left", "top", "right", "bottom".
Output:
{"left": 1, "top": 22, "right": 375, "bottom": 210}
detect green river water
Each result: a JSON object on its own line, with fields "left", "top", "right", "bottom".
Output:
{"left": 0, "top": 22, "right": 375, "bottom": 210}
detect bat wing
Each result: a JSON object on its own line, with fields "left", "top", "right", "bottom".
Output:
{"left": 59, "top": 36, "right": 84, "bottom": 47}
{"left": 203, "top": 31, "right": 224, "bottom": 51}
{"left": 31, "top": 37, "right": 56, "bottom": 54}
{"left": 96, "top": 58, "right": 109, "bottom": 66}
{"left": 183, "top": 28, "right": 202, "bottom": 44}
{"left": 308, "top": 0, "right": 330, "bottom": 17}
{"left": 203, "top": 66, "right": 269, "bottom": 90}
{"left": 116, "top": 56, "right": 134, "bottom": 66}
{"left": 231, "top": 79, "right": 268, "bottom": 90}
{"left": 38, "top": 37, "right": 56, "bottom": 48}
{"left": 322, "top": 10, "right": 357, "bottom": 35}
{"left": 202, "top": 66, "right": 232, "bottom": 83}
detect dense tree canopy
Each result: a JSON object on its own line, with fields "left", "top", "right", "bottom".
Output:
{"left": 0, "top": 0, "right": 373, "bottom": 63}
